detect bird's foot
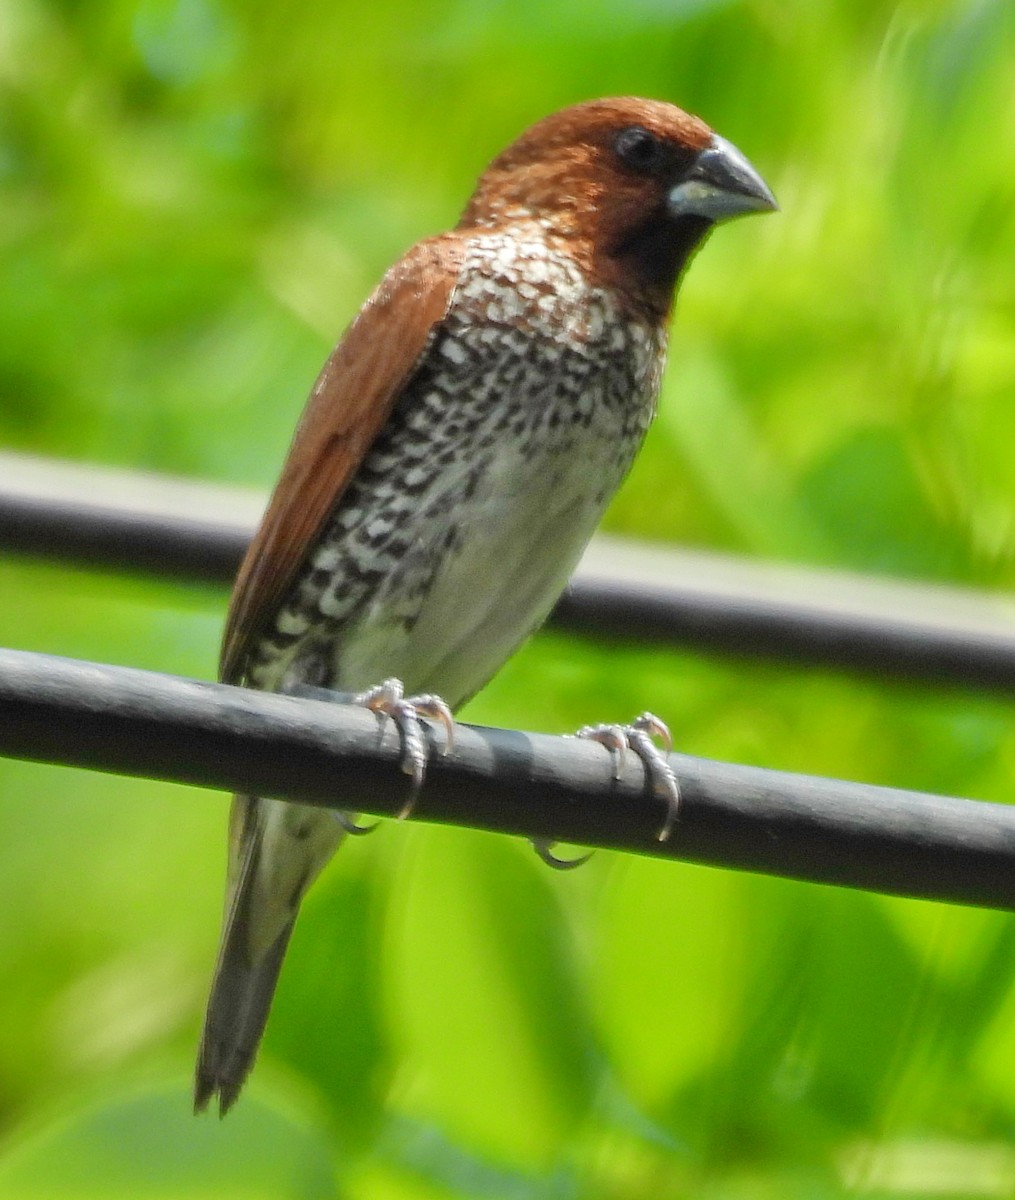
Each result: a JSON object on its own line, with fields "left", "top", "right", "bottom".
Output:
{"left": 531, "top": 712, "right": 679, "bottom": 869}
{"left": 353, "top": 678, "right": 454, "bottom": 820}
{"left": 578, "top": 712, "right": 680, "bottom": 842}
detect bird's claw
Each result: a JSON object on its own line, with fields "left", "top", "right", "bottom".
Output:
{"left": 578, "top": 711, "right": 681, "bottom": 843}
{"left": 353, "top": 678, "right": 454, "bottom": 819}
{"left": 531, "top": 838, "right": 595, "bottom": 871}
{"left": 333, "top": 811, "right": 379, "bottom": 836}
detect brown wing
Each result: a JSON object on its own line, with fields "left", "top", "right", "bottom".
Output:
{"left": 220, "top": 234, "right": 465, "bottom": 684}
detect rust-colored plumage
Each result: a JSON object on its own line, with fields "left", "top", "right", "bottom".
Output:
{"left": 220, "top": 236, "right": 465, "bottom": 684}
{"left": 196, "top": 96, "right": 775, "bottom": 1114}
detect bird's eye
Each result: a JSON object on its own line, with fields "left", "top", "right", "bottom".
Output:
{"left": 614, "top": 126, "right": 663, "bottom": 172}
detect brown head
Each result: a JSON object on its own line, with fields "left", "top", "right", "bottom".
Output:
{"left": 459, "top": 96, "right": 776, "bottom": 315}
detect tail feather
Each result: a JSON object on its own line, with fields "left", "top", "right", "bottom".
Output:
{"left": 194, "top": 794, "right": 294, "bottom": 1116}
{"left": 194, "top": 905, "right": 296, "bottom": 1116}
{"left": 195, "top": 793, "right": 344, "bottom": 1114}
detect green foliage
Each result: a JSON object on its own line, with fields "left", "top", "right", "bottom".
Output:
{"left": 1, "top": 0, "right": 1015, "bottom": 1195}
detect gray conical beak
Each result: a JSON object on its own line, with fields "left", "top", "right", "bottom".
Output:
{"left": 668, "top": 134, "right": 777, "bottom": 223}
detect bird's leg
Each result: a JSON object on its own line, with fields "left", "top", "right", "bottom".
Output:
{"left": 352, "top": 678, "right": 454, "bottom": 820}
{"left": 534, "top": 712, "right": 680, "bottom": 868}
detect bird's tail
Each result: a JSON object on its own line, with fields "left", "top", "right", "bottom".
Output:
{"left": 194, "top": 794, "right": 296, "bottom": 1117}
{"left": 195, "top": 793, "right": 345, "bottom": 1114}
{"left": 193, "top": 907, "right": 295, "bottom": 1116}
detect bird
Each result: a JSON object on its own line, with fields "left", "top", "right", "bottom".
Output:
{"left": 194, "top": 96, "right": 776, "bottom": 1115}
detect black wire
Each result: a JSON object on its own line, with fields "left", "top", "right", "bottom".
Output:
{"left": 1, "top": 647, "right": 1013, "bottom": 911}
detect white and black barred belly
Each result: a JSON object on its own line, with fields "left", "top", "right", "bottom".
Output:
{"left": 247, "top": 228, "right": 666, "bottom": 706}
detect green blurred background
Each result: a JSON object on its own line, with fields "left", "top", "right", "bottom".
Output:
{"left": 1, "top": 0, "right": 1015, "bottom": 1195}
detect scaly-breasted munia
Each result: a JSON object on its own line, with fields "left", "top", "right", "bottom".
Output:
{"left": 195, "top": 96, "right": 776, "bottom": 1114}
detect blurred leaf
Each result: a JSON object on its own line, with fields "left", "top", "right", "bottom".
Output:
{"left": 383, "top": 828, "right": 598, "bottom": 1169}
{"left": 654, "top": 348, "right": 830, "bottom": 559}
{"left": 0, "top": 1087, "right": 337, "bottom": 1198}
{"left": 798, "top": 427, "right": 967, "bottom": 577}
